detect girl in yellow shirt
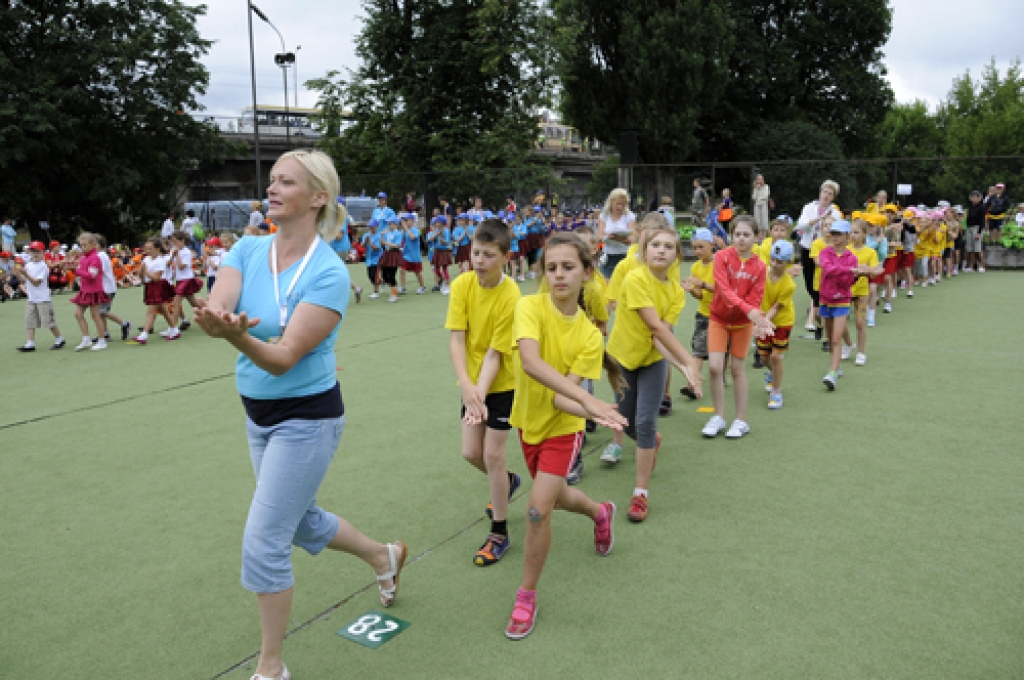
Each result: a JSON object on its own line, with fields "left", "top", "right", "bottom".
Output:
{"left": 603, "top": 223, "right": 703, "bottom": 524}
{"left": 505, "top": 232, "right": 626, "bottom": 640}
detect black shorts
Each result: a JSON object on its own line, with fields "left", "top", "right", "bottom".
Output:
{"left": 461, "top": 389, "right": 514, "bottom": 431}
{"left": 381, "top": 266, "right": 398, "bottom": 286}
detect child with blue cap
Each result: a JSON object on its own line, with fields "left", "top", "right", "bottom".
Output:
{"left": 679, "top": 227, "right": 716, "bottom": 401}
{"left": 757, "top": 239, "right": 797, "bottom": 409}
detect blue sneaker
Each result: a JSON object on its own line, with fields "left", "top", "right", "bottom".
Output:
{"left": 486, "top": 472, "right": 521, "bottom": 519}
{"left": 566, "top": 453, "right": 584, "bottom": 485}
{"left": 768, "top": 391, "right": 783, "bottom": 410}
{"left": 474, "top": 534, "right": 510, "bottom": 566}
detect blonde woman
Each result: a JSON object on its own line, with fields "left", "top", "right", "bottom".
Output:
{"left": 597, "top": 188, "right": 636, "bottom": 278}
{"left": 197, "top": 150, "right": 406, "bottom": 680}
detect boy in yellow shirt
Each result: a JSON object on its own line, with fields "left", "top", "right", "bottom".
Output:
{"left": 848, "top": 219, "right": 883, "bottom": 366}
{"left": 445, "top": 220, "right": 522, "bottom": 566}
{"left": 757, "top": 240, "right": 797, "bottom": 409}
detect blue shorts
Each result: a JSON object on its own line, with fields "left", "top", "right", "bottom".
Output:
{"left": 818, "top": 304, "right": 850, "bottom": 319}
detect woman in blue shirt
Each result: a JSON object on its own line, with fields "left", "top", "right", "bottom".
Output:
{"left": 196, "top": 150, "right": 407, "bottom": 680}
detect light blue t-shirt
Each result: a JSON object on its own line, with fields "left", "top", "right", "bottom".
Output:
{"left": 451, "top": 225, "right": 466, "bottom": 247}
{"left": 371, "top": 206, "right": 396, "bottom": 226}
{"left": 402, "top": 227, "right": 422, "bottom": 262}
{"left": 222, "top": 235, "right": 350, "bottom": 400}
{"left": 362, "top": 232, "right": 382, "bottom": 266}
{"left": 330, "top": 216, "right": 352, "bottom": 253}
{"left": 383, "top": 227, "right": 404, "bottom": 253}
{"left": 435, "top": 228, "right": 452, "bottom": 251}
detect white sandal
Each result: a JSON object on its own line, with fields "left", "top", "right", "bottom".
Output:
{"left": 376, "top": 541, "right": 408, "bottom": 608}
{"left": 250, "top": 664, "right": 290, "bottom": 680}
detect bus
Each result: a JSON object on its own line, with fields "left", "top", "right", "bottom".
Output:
{"left": 238, "top": 105, "right": 322, "bottom": 138}
{"left": 536, "top": 113, "right": 582, "bottom": 153}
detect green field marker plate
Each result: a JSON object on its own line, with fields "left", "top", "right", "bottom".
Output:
{"left": 336, "top": 610, "right": 410, "bottom": 649}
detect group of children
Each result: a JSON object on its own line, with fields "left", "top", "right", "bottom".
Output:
{"left": 7, "top": 230, "right": 235, "bottom": 352}
{"left": 441, "top": 185, "right": 991, "bottom": 641}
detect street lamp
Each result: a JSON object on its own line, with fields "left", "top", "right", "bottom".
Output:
{"left": 246, "top": 0, "right": 261, "bottom": 198}
{"left": 250, "top": 3, "right": 293, "bottom": 148}
{"left": 294, "top": 45, "right": 302, "bottom": 109}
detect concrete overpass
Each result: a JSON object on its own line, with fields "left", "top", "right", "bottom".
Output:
{"left": 185, "top": 133, "right": 609, "bottom": 207}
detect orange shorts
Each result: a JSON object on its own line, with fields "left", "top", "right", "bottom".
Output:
{"left": 519, "top": 431, "right": 583, "bottom": 479}
{"left": 708, "top": 320, "right": 753, "bottom": 359}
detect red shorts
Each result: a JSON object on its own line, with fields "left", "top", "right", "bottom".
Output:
{"left": 899, "top": 252, "right": 916, "bottom": 269}
{"left": 401, "top": 260, "right": 422, "bottom": 273}
{"left": 174, "top": 278, "right": 203, "bottom": 296}
{"left": 869, "top": 273, "right": 885, "bottom": 285}
{"left": 756, "top": 325, "right": 792, "bottom": 354}
{"left": 883, "top": 256, "right": 899, "bottom": 276}
{"left": 519, "top": 431, "right": 583, "bottom": 479}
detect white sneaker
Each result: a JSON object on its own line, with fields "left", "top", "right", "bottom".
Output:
{"left": 978, "top": 267, "right": 985, "bottom": 273}
{"left": 884, "top": 302, "right": 892, "bottom": 313}
{"left": 841, "top": 344, "right": 853, "bottom": 361}
{"left": 74, "top": 338, "right": 93, "bottom": 351}
{"left": 517, "top": 275, "right": 525, "bottom": 282}
{"left": 388, "top": 295, "right": 398, "bottom": 303}
{"left": 867, "top": 311, "right": 876, "bottom": 327}
{"left": 527, "top": 271, "right": 536, "bottom": 280}
{"left": 159, "top": 329, "right": 172, "bottom": 337}
{"left": 398, "top": 287, "right": 407, "bottom": 294}
{"left": 854, "top": 353, "right": 866, "bottom": 366}
{"left": 725, "top": 419, "right": 750, "bottom": 439}
{"left": 440, "top": 286, "right": 450, "bottom": 295}
{"left": 702, "top": 415, "right": 727, "bottom": 438}
{"left": 416, "top": 287, "right": 427, "bottom": 294}
{"left": 369, "top": 292, "right": 380, "bottom": 299}
{"left": 892, "top": 289, "right": 898, "bottom": 298}
{"left": 906, "top": 290, "right": 914, "bottom": 298}
{"left": 91, "top": 339, "right": 107, "bottom": 351}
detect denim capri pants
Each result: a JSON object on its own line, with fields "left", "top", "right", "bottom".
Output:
{"left": 242, "top": 416, "right": 346, "bottom": 594}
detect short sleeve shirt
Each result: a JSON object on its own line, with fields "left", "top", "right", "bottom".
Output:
{"left": 607, "top": 266, "right": 687, "bottom": 370}
{"left": 222, "top": 235, "right": 350, "bottom": 400}
{"left": 444, "top": 273, "right": 520, "bottom": 393}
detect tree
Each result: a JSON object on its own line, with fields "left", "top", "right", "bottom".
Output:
{"left": 309, "top": 0, "right": 554, "bottom": 210}
{"left": 0, "top": 1, "right": 224, "bottom": 243}
{"left": 877, "top": 100, "right": 945, "bottom": 206}
{"left": 933, "top": 59, "right": 1024, "bottom": 200}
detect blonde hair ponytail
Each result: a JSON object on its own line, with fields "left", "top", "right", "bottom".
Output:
{"left": 275, "top": 149, "right": 343, "bottom": 241}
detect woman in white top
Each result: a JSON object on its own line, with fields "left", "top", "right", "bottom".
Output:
{"left": 249, "top": 200, "right": 265, "bottom": 228}
{"left": 751, "top": 174, "right": 771, "bottom": 234}
{"left": 596, "top": 188, "right": 636, "bottom": 278}
{"left": 796, "top": 180, "right": 843, "bottom": 329}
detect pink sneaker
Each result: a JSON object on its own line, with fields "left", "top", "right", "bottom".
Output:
{"left": 594, "top": 502, "right": 616, "bottom": 556}
{"left": 505, "top": 589, "right": 537, "bottom": 640}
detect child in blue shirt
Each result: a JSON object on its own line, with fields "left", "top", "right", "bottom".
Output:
{"left": 399, "top": 213, "right": 426, "bottom": 295}
{"left": 427, "top": 216, "right": 452, "bottom": 293}
{"left": 453, "top": 214, "right": 471, "bottom": 273}
{"left": 361, "top": 220, "right": 383, "bottom": 299}
{"left": 380, "top": 216, "right": 404, "bottom": 302}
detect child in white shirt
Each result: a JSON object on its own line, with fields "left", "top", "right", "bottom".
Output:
{"left": 14, "top": 242, "right": 65, "bottom": 351}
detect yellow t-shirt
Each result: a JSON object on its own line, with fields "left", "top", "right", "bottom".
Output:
{"left": 538, "top": 275, "right": 608, "bottom": 325}
{"left": 609, "top": 245, "right": 681, "bottom": 301}
{"left": 936, "top": 224, "right": 949, "bottom": 252}
{"left": 914, "top": 228, "right": 931, "bottom": 258}
{"left": 606, "top": 266, "right": 687, "bottom": 370}
{"left": 444, "top": 272, "right": 521, "bottom": 393}
{"left": 509, "top": 294, "right": 603, "bottom": 444}
{"left": 689, "top": 258, "right": 715, "bottom": 317}
{"left": 849, "top": 245, "right": 879, "bottom": 298}
{"left": 761, "top": 272, "right": 796, "bottom": 328}
{"left": 753, "top": 238, "right": 775, "bottom": 266}
{"left": 810, "top": 237, "right": 828, "bottom": 291}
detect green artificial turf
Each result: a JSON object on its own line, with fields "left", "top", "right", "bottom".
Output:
{"left": 0, "top": 266, "right": 1021, "bottom": 679}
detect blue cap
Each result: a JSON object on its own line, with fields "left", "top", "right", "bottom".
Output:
{"left": 497, "top": 210, "right": 506, "bottom": 220}
{"left": 483, "top": 211, "right": 495, "bottom": 219}
{"left": 692, "top": 228, "right": 714, "bottom": 243}
{"left": 829, "top": 219, "right": 851, "bottom": 234}
{"left": 430, "top": 216, "right": 444, "bottom": 225}
{"left": 532, "top": 205, "right": 542, "bottom": 212}
{"left": 367, "top": 219, "right": 378, "bottom": 228}
{"left": 770, "top": 240, "right": 795, "bottom": 262}
{"left": 401, "top": 212, "right": 414, "bottom": 220}
{"left": 457, "top": 212, "right": 469, "bottom": 220}
{"left": 472, "top": 214, "right": 483, "bottom": 223}
{"left": 337, "top": 196, "right": 346, "bottom": 205}
{"left": 388, "top": 215, "right": 401, "bottom": 224}
{"left": 777, "top": 213, "right": 792, "bottom": 224}
{"left": 377, "top": 192, "right": 387, "bottom": 199}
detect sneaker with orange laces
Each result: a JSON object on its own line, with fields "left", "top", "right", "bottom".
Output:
{"left": 627, "top": 494, "right": 648, "bottom": 523}
{"left": 505, "top": 588, "right": 537, "bottom": 640}
{"left": 594, "top": 502, "right": 616, "bottom": 556}
{"left": 473, "top": 533, "right": 510, "bottom": 566}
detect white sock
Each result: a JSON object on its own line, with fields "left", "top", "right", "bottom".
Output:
{"left": 24, "top": 341, "right": 35, "bottom": 348}
{"left": 633, "top": 487, "right": 648, "bottom": 498}
{"left": 54, "top": 336, "right": 63, "bottom": 343}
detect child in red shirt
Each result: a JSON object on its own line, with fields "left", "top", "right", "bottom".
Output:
{"left": 702, "top": 216, "right": 774, "bottom": 439}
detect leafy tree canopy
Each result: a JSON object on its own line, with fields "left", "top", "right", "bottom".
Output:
{"left": 0, "top": 0, "right": 224, "bottom": 243}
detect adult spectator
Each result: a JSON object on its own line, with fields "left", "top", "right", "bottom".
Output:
{"left": 404, "top": 193, "right": 416, "bottom": 213}
{"left": 691, "top": 178, "right": 710, "bottom": 221}
{"left": 161, "top": 213, "right": 175, "bottom": 239}
{"left": 249, "top": 200, "right": 265, "bottom": 228}
{"left": 796, "top": 180, "right": 843, "bottom": 330}
{"left": 196, "top": 150, "right": 406, "bottom": 680}
{"left": 751, "top": 174, "right": 771, "bottom": 234}
{"left": 1, "top": 217, "right": 15, "bottom": 252}
{"left": 658, "top": 195, "right": 676, "bottom": 227}
{"left": 985, "top": 182, "right": 1011, "bottom": 240}
{"left": 964, "top": 190, "right": 987, "bottom": 272}
{"left": 371, "top": 192, "right": 396, "bottom": 226}
{"left": 596, "top": 187, "right": 636, "bottom": 279}
{"left": 181, "top": 209, "right": 200, "bottom": 255}
{"left": 468, "top": 196, "right": 486, "bottom": 219}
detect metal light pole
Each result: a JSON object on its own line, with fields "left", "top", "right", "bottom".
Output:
{"left": 247, "top": 1, "right": 261, "bottom": 198}
{"left": 250, "top": 3, "right": 292, "bottom": 148}
{"left": 294, "top": 45, "right": 301, "bottom": 108}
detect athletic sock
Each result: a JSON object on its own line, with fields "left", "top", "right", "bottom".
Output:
{"left": 633, "top": 487, "right": 648, "bottom": 498}
{"left": 24, "top": 341, "right": 35, "bottom": 348}
{"left": 491, "top": 520, "right": 508, "bottom": 537}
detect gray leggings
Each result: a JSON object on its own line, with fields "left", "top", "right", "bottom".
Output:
{"left": 614, "top": 359, "right": 668, "bottom": 449}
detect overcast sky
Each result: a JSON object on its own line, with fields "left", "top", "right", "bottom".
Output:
{"left": 187, "top": 0, "right": 1024, "bottom": 122}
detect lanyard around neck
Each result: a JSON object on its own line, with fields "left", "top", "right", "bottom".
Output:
{"left": 271, "top": 235, "right": 319, "bottom": 331}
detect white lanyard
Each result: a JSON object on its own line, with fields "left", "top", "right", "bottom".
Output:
{"left": 271, "top": 235, "right": 319, "bottom": 333}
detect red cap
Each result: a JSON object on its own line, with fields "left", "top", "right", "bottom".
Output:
{"left": 206, "top": 237, "right": 222, "bottom": 247}
{"left": 49, "top": 240, "right": 60, "bottom": 248}
{"left": 28, "top": 240, "right": 47, "bottom": 251}
{"left": 0, "top": 251, "right": 10, "bottom": 258}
